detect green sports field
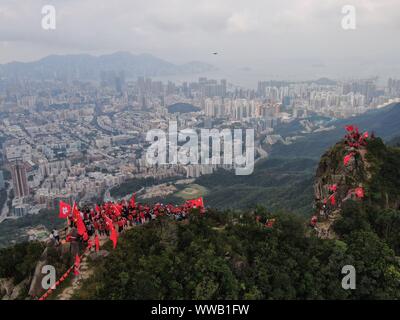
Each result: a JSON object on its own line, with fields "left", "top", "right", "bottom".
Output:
{"left": 175, "top": 184, "right": 208, "bottom": 200}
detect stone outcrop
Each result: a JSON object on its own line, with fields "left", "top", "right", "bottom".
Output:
{"left": 313, "top": 140, "right": 369, "bottom": 239}
{"left": 28, "top": 241, "right": 72, "bottom": 298}
{"left": 1, "top": 277, "right": 30, "bottom": 300}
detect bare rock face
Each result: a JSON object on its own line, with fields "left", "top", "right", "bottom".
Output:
{"left": 28, "top": 241, "right": 73, "bottom": 298}
{"left": 28, "top": 248, "right": 49, "bottom": 298}
{"left": 0, "top": 278, "right": 30, "bottom": 300}
{"left": 10, "top": 278, "right": 30, "bottom": 300}
{"left": 0, "top": 278, "right": 14, "bottom": 299}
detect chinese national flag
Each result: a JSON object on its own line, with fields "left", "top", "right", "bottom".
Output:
{"left": 59, "top": 201, "right": 71, "bottom": 219}
{"left": 187, "top": 197, "right": 204, "bottom": 208}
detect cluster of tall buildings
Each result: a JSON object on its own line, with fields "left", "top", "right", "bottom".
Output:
{"left": 0, "top": 74, "right": 399, "bottom": 220}
{"left": 204, "top": 97, "right": 280, "bottom": 120}
{"left": 387, "top": 78, "right": 400, "bottom": 97}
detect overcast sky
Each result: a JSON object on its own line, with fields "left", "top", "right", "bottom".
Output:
{"left": 0, "top": 0, "right": 399, "bottom": 82}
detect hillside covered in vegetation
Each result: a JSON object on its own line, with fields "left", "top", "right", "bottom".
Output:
{"left": 72, "top": 133, "right": 400, "bottom": 300}
{"left": 74, "top": 206, "right": 400, "bottom": 300}
{"left": 1, "top": 132, "right": 400, "bottom": 300}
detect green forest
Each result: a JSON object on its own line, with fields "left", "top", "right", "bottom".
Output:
{"left": 196, "top": 158, "right": 317, "bottom": 216}
{"left": 75, "top": 205, "right": 400, "bottom": 300}
{"left": 1, "top": 133, "right": 400, "bottom": 300}
{"left": 72, "top": 136, "right": 400, "bottom": 300}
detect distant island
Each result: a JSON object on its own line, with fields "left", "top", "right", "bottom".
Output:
{"left": 167, "top": 103, "right": 200, "bottom": 113}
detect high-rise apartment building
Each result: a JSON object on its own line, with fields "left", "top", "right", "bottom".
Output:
{"left": 10, "top": 160, "right": 30, "bottom": 198}
{"left": 0, "top": 170, "right": 5, "bottom": 190}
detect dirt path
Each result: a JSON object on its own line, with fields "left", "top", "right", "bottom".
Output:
{"left": 57, "top": 254, "right": 93, "bottom": 300}
{"left": 56, "top": 226, "right": 133, "bottom": 300}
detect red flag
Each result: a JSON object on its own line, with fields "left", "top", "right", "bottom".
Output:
{"left": 113, "top": 204, "right": 122, "bottom": 217}
{"left": 95, "top": 234, "right": 100, "bottom": 252}
{"left": 329, "top": 184, "right": 337, "bottom": 192}
{"left": 105, "top": 215, "right": 118, "bottom": 249}
{"left": 343, "top": 153, "right": 355, "bottom": 166}
{"left": 95, "top": 204, "right": 101, "bottom": 214}
{"left": 59, "top": 201, "right": 71, "bottom": 219}
{"left": 104, "top": 215, "right": 113, "bottom": 229}
{"left": 355, "top": 187, "right": 365, "bottom": 199}
{"left": 110, "top": 228, "right": 118, "bottom": 249}
{"left": 73, "top": 203, "right": 88, "bottom": 240}
{"left": 130, "top": 193, "right": 136, "bottom": 207}
{"left": 329, "top": 194, "right": 336, "bottom": 206}
{"left": 74, "top": 254, "right": 81, "bottom": 275}
{"left": 345, "top": 125, "right": 355, "bottom": 132}
{"left": 186, "top": 197, "right": 204, "bottom": 208}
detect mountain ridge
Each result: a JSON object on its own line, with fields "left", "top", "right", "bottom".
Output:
{"left": 0, "top": 52, "right": 216, "bottom": 80}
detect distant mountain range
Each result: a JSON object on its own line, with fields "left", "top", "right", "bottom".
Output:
{"left": 0, "top": 52, "right": 217, "bottom": 80}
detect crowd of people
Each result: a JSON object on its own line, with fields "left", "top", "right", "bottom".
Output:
{"left": 40, "top": 196, "right": 206, "bottom": 301}
{"left": 58, "top": 195, "right": 205, "bottom": 254}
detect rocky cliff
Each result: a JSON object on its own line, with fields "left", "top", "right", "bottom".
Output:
{"left": 313, "top": 128, "right": 400, "bottom": 238}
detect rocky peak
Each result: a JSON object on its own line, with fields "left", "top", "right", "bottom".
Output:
{"left": 312, "top": 126, "right": 371, "bottom": 238}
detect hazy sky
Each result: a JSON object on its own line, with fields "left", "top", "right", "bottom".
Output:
{"left": 0, "top": 0, "right": 399, "bottom": 82}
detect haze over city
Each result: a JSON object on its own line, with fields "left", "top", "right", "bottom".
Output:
{"left": 1, "top": 0, "right": 400, "bottom": 85}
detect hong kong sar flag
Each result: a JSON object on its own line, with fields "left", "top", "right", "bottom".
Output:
{"left": 59, "top": 201, "right": 71, "bottom": 219}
